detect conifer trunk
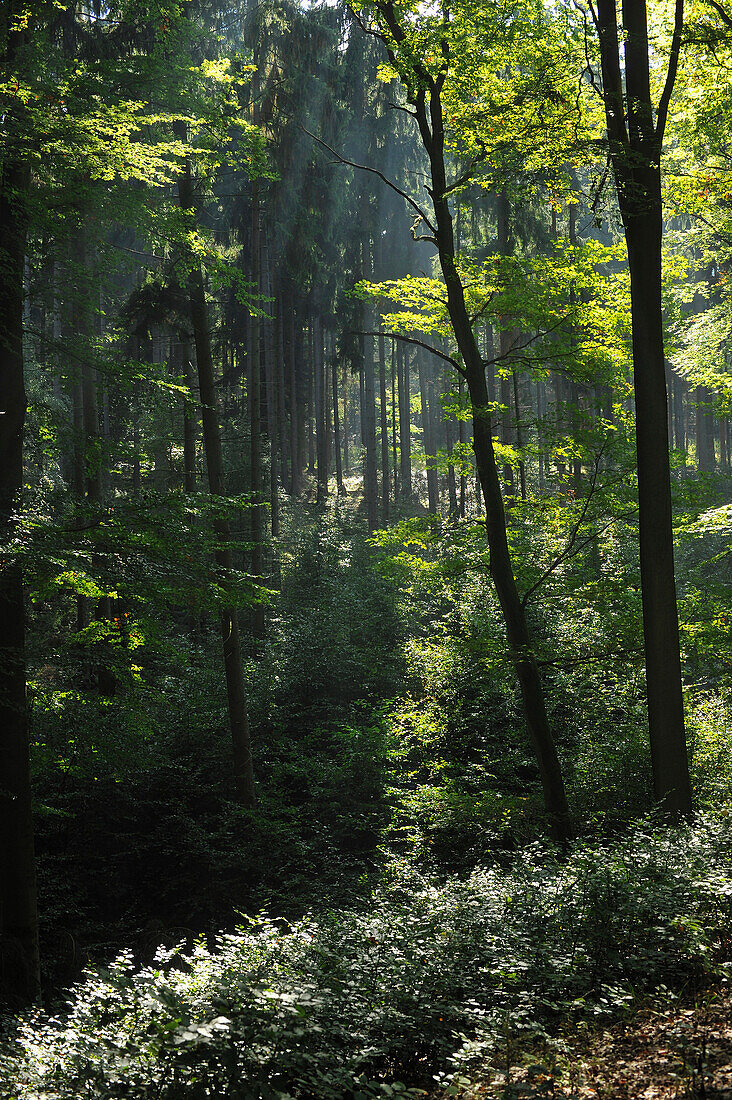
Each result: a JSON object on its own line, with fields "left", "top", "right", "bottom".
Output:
{"left": 0, "top": 15, "right": 41, "bottom": 1000}
{"left": 177, "top": 137, "right": 255, "bottom": 806}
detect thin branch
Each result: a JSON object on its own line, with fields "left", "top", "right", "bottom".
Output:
{"left": 705, "top": 0, "right": 732, "bottom": 29}
{"left": 300, "top": 125, "right": 437, "bottom": 235}
{"left": 444, "top": 141, "right": 488, "bottom": 196}
{"left": 521, "top": 443, "right": 607, "bottom": 608}
{"left": 357, "top": 330, "right": 465, "bottom": 375}
{"left": 656, "top": 0, "right": 685, "bottom": 143}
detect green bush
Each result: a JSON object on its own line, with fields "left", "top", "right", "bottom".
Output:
{"left": 4, "top": 812, "right": 732, "bottom": 1100}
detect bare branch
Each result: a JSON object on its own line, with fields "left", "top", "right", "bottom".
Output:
{"left": 357, "top": 330, "right": 465, "bottom": 375}
{"left": 521, "top": 442, "right": 608, "bottom": 608}
{"left": 704, "top": 0, "right": 732, "bottom": 29}
{"left": 300, "top": 125, "right": 437, "bottom": 235}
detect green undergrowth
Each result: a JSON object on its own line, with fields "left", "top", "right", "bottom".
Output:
{"left": 3, "top": 812, "right": 732, "bottom": 1100}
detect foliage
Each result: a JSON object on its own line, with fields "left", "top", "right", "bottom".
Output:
{"left": 4, "top": 813, "right": 732, "bottom": 1099}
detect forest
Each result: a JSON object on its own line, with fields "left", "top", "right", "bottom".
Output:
{"left": 2, "top": 0, "right": 732, "bottom": 1095}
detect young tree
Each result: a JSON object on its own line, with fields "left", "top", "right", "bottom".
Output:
{"left": 351, "top": 0, "right": 572, "bottom": 842}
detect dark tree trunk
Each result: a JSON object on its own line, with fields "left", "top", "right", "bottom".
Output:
{"left": 315, "top": 315, "right": 328, "bottom": 505}
{"left": 379, "top": 329, "right": 390, "bottom": 523}
{"left": 288, "top": 305, "right": 300, "bottom": 496}
{"left": 362, "top": 240, "right": 379, "bottom": 530}
{"left": 0, "top": 65, "right": 41, "bottom": 1003}
{"left": 595, "top": 0, "right": 692, "bottom": 817}
{"left": 249, "top": 185, "right": 265, "bottom": 638}
{"left": 182, "top": 334, "right": 197, "bottom": 492}
{"left": 419, "top": 355, "right": 438, "bottom": 514}
{"left": 374, "top": 18, "right": 571, "bottom": 840}
{"left": 397, "top": 342, "right": 412, "bottom": 501}
{"left": 177, "top": 135, "right": 255, "bottom": 806}
{"left": 332, "top": 339, "right": 345, "bottom": 494}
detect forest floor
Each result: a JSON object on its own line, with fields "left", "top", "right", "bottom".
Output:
{"left": 440, "top": 983, "right": 732, "bottom": 1099}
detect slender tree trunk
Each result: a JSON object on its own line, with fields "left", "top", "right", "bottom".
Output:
{"left": 391, "top": 339, "right": 399, "bottom": 501}
{"left": 182, "top": 334, "right": 197, "bottom": 492}
{"left": 249, "top": 184, "right": 265, "bottom": 638}
{"left": 362, "top": 240, "right": 379, "bottom": 530}
{"left": 406, "top": 61, "right": 570, "bottom": 841}
{"left": 275, "top": 296, "right": 289, "bottom": 494}
{"left": 398, "top": 342, "right": 412, "bottom": 501}
{"left": 288, "top": 304, "right": 299, "bottom": 496}
{"left": 379, "top": 328, "right": 390, "bottom": 523}
{"left": 177, "top": 136, "right": 255, "bottom": 806}
{"left": 332, "top": 339, "right": 345, "bottom": 494}
{"left": 315, "top": 315, "right": 328, "bottom": 505}
{"left": 342, "top": 357, "right": 350, "bottom": 477}
{"left": 0, "top": 64, "right": 41, "bottom": 1003}
{"left": 419, "top": 355, "right": 438, "bottom": 514}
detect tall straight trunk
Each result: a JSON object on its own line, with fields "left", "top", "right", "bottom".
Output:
{"left": 177, "top": 135, "right": 255, "bottom": 806}
{"left": 249, "top": 184, "right": 265, "bottom": 638}
{"left": 182, "top": 334, "right": 197, "bottom": 492}
{"left": 673, "top": 375, "right": 686, "bottom": 458}
{"left": 332, "top": 339, "right": 345, "bottom": 494}
{"left": 445, "top": 369, "right": 459, "bottom": 520}
{"left": 537, "top": 378, "right": 546, "bottom": 494}
{"left": 377, "top": 28, "right": 571, "bottom": 839}
{"left": 391, "top": 339, "right": 399, "bottom": 500}
{"left": 275, "top": 295, "right": 289, "bottom": 495}
{"left": 0, "top": 43, "right": 41, "bottom": 1002}
{"left": 264, "top": 300, "right": 280, "bottom": 538}
{"left": 342, "top": 358, "right": 350, "bottom": 476}
{"left": 398, "top": 341, "right": 412, "bottom": 500}
{"left": 308, "top": 323, "right": 315, "bottom": 476}
{"left": 512, "top": 370, "right": 527, "bottom": 501}
{"left": 595, "top": 0, "right": 692, "bottom": 816}
{"left": 717, "top": 416, "right": 725, "bottom": 469}
{"left": 419, "top": 355, "right": 438, "bottom": 514}
{"left": 696, "top": 385, "right": 715, "bottom": 471}
{"left": 315, "top": 315, "right": 328, "bottom": 505}
{"left": 362, "top": 240, "right": 379, "bottom": 530}
{"left": 458, "top": 374, "right": 467, "bottom": 518}
{"left": 379, "top": 329, "right": 390, "bottom": 523}
{"left": 288, "top": 305, "right": 299, "bottom": 495}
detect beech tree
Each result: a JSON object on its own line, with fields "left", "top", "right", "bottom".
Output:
{"left": 350, "top": 0, "right": 575, "bottom": 843}
{"left": 591, "top": 0, "right": 693, "bottom": 816}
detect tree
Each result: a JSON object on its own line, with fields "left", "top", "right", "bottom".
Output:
{"left": 351, "top": 0, "right": 572, "bottom": 843}
{"left": 591, "top": 0, "right": 693, "bottom": 816}
{"left": 0, "top": 0, "right": 41, "bottom": 1008}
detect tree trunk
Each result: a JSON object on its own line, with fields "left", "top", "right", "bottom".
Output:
{"left": 0, "top": 104, "right": 41, "bottom": 1004}
{"left": 398, "top": 342, "right": 412, "bottom": 501}
{"left": 177, "top": 136, "right": 255, "bottom": 806}
{"left": 182, "top": 334, "right": 197, "bottom": 492}
{"left": 594, "top": 0, "right": 692, "bottom": 817}
{"left": 362, "top": 240, "right": 379, "bottom": 530}
{"left": 379, "top": 329, "right": 390, "bottom": 523}
{"left": 419, "top": 355, "right": 438, "bottom": 514}
{"left": 403, "top": 59, "right": 570, "bottom": 841}
{"left": 332, "top": 338, "right": 345, "bottom": 494}
{"left": 249, "top": 184, "right": 265, "bottom": 638}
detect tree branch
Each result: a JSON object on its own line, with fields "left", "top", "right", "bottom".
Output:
{"left": 656, "top": 0, "right": 685, "bottom": 144}
{"left": 357, "top": 330, "right": 465, "bottom": 375}
{"left": 300, "top": 125, "right": 437, "bottom": 235}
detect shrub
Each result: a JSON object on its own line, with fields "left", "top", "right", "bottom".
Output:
{"left": 4, "top": 812, "right": 732, "bottom": 1100}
